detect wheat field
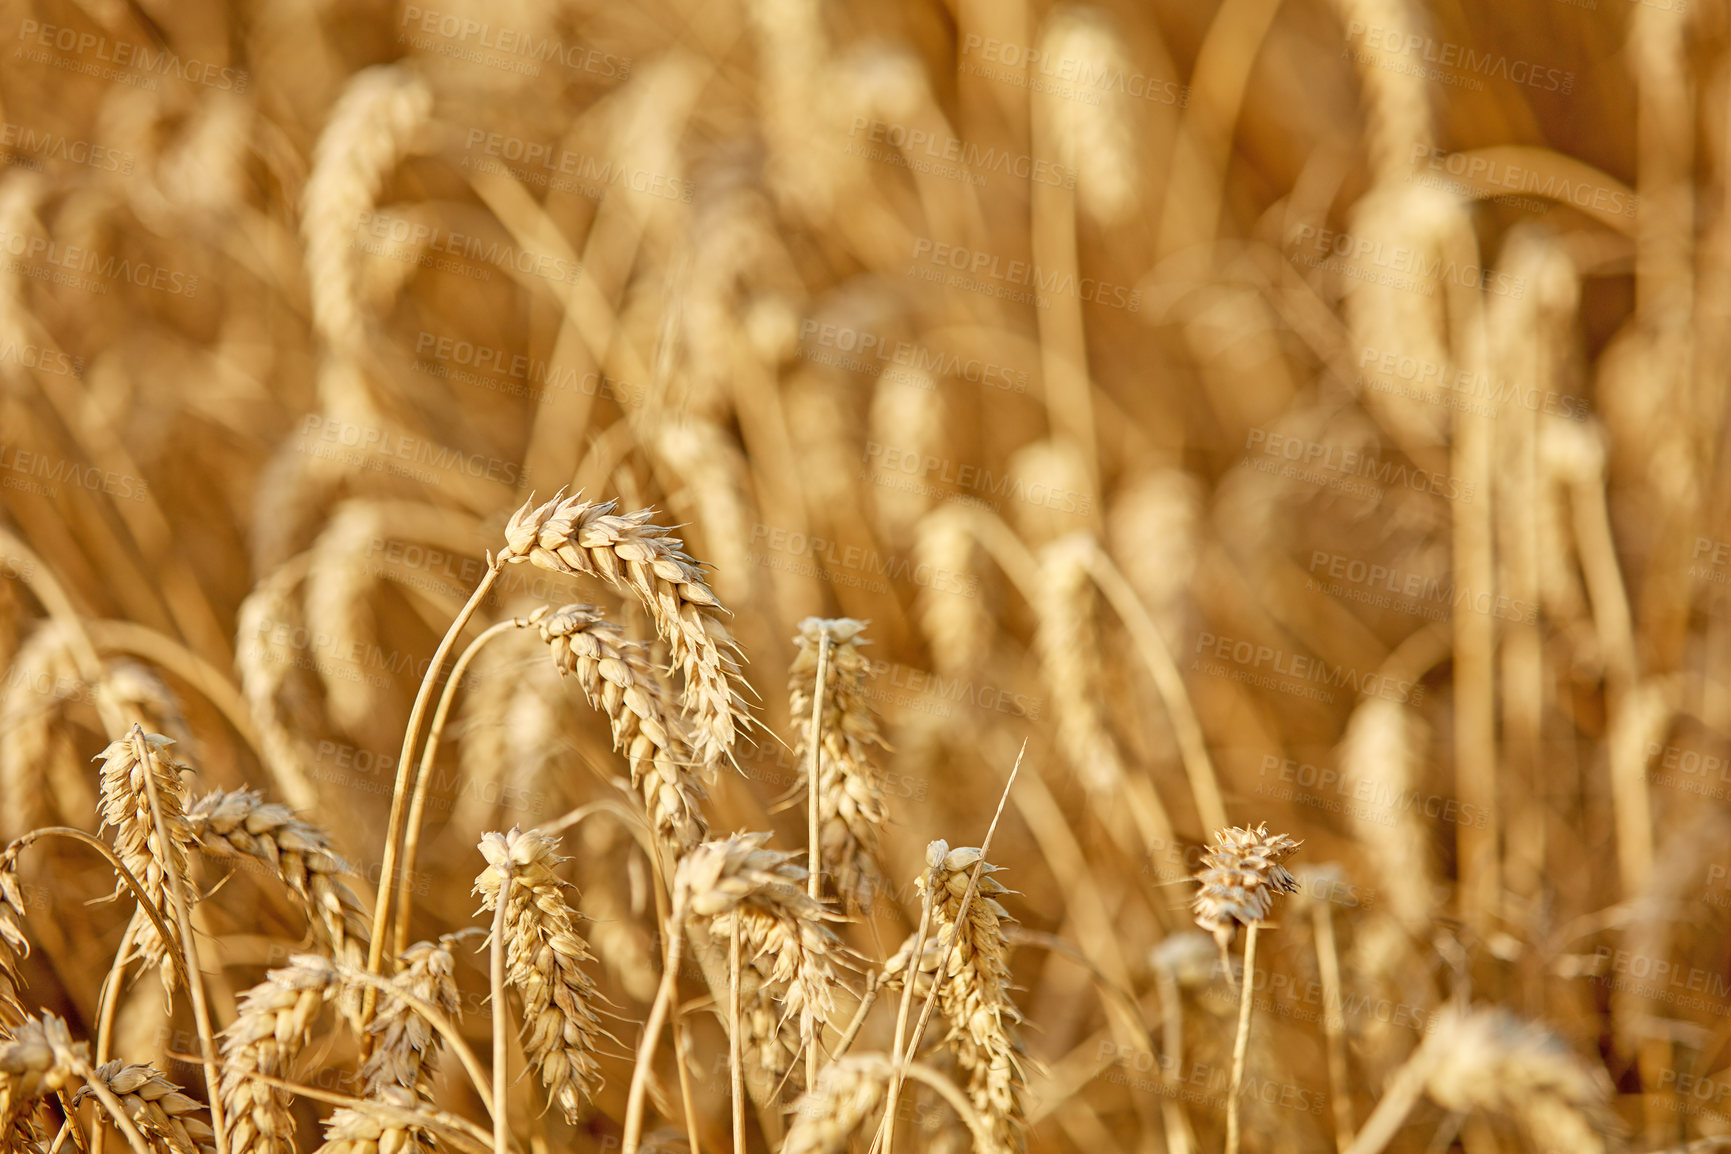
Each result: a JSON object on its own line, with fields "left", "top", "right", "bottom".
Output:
{"left": 0, "top": 0, "right": 1722, "bottom": 1151}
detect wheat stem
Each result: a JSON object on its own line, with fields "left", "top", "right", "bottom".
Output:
{"left": 623, "top": 920, "right": 686, "bottom": 1154}
{"left": 488, "top": 861, "right": 511, "bottom": 1154}
{"left": 831, "top": 975, "right": 879, "bottom": 1062}
{"left": 129, "top": 728, "right": 227, "bottom": 1154}
{"left": 1312, "top": 901, "right": 1354, "bottom": 1152}
{"left": 1226, "top": 923, "right": 1257, "bottom": 1154}
{"left": 805, "top": 628, "right": 830, "bottom": 1091}
{"left": 878, "top": 870, "right": 935, "bottom": 1154}
{"left": 730, "top": 917, "right": 745, "bottom": 1154}
{"left": 364, "top": 562, "right": 500, "bottom": 1021}
{"left": 396, "top": 617, "right": 524, "bottom": 954}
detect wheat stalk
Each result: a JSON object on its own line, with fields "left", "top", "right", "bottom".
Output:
{"left": 472, "top": 828, "right": 605, "bottom": 1124}
{"left": 502, "top": 493, "right": 754, "bottom": 772}
{"left": 529, "top": 604, "right": 709, "bottom": 855}
{"left": 789, "top": 617, "right": 889, "bottom": 911}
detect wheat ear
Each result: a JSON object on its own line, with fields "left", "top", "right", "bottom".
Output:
{"left": 1344, "top": 1005, "right": 1621, "bottom": 1154}
{"left": 94, "top": 731, "right": 196, "bottom": 986}
{"left": 188, "top": 789, "right": 370, "bottom": 971}
{"left": 217, "top": 956, "right": 343, "bottom": 1154}
{"left": 502, "top": 492, "right": 754, "bottom": 772}
{"left": 472, "top": 828, "right": 606, "bottom": 1123}
{"left": 529, "top": 604, "right": 710, "bottom": 855}
{"left": 789, "top": 617, "right": 890, "bottom": 912}
{"left": 74, "top": 1063, "right": 216, "bottom": 1154}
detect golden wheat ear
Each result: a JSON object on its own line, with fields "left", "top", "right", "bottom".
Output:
{"left": 473, "top": 828, "right": 607, "bottom": 1123}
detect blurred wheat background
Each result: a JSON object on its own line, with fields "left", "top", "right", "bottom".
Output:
{"left": 0, "top": 0, "right": 1723, "bottom": 1150}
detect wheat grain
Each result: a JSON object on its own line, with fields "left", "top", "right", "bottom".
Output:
{"left": 95, "top": 730, "right": 197, "bottom": 987}
{"left": 501, "top": 493, "right": 753, "bottom": 772}
{"left": 790, "top": 617, "right": 889, "bottom": 910}
{"left": 1, "top": 1013, "right": 84, "bottom": 1149}
{"left": 308, "top": 1090, "right": 429, "bottom": 1154}
{"left": 529, "top": 604, "right": 709, "bottom": 855}
{"left": 75, "top": 1062, "right": 216, "bottom": 1154}
{"left": 472, "top": 828, "right": 606, "bottom": 1123}
{"left": 362, "top": 936, "right": 459, "bottom": 1101}
{"left": 188, "top": 789, "right": 370, "bottom": 970}
{"left": 217, "top": 955, "right": 341, "bottom": 1154}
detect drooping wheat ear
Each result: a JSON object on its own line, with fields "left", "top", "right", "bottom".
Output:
{"left": 301, "top": 65, "right": 433, "bottom": 354}
{"left": 790, "top": 618, "right": 890, "bottom": 910}
{"left": 674, "top": 834, "right": 849, "bottom": 1085}
{"left": 913, "top": 505, "right": 989, "bottom": 678}
{"left": 782, "top": 1054, "right": 892, "bottom": 1154}
{"left": 363, "top": 936, "right": 459, "bottom": 1099}
{"left": 502, "top": 493, "right": 753, "bottom": 772}
{"left": 452, "top": 627, "right": 563, "bottom": 839}
{"left": 75, "top": 1062, "right": 216, "bottom": 1154}
{"left": 233, "top": 561, "right": 321, "bottom": 813}
{"left": 1034, "top": 535, "right": 1128, "bottom": 800}
{"left": 188, "top": 789, "right": 371, "bottom": 970}
{"left": 1037, "top": 8, "right": 1140, "bottom": 226}
{"left": 1, "top": 1013, "right": 85, "bottom": 1144}
{"left": 1346, "top": 1005, "right": 1622, "bottom": 1154}
{"left": 473, "top": 828, "right": 606, "bottom": 1123}
{"left": 529, "top": 604, "right": 709, "bottom": 854}
{"left": 903, "top": 843, "right": 1026, "bottom": 1152}
{"left": 302, "top": 501, "right": 388, "bottom": 735}
{"left": 218, "top": 954, "right": 341, "bottom": 1154}
{"left": 1327, "top": 0, "right": 1432, "bottom": 185}
{"left": 96, "top": 730, "right": 197, "bottom": 984}
{"left": 1191, "top": 823, "right": 1303, "bottom": 957}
